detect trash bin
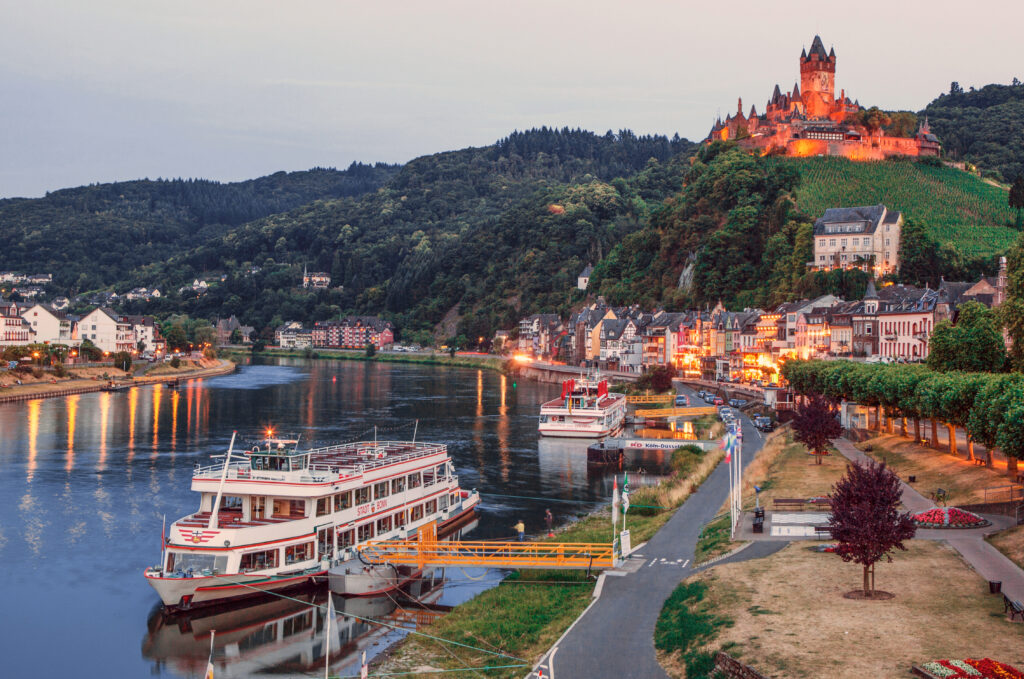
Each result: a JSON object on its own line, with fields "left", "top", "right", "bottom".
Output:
{"left": 754, "top": 507, "right": 765, "bottom": 519}
{"left": 908, "top": 475, "right": 916, "bottom": 483}
{"left": 989, "top": 581, "right": 1002, "bottom": 594}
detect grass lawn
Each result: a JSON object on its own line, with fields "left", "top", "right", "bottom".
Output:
{"left": 740, "top": 428, "right": 846, "bottom": 508}
{"left": 381, "top": 445, "right": 725, "bottom": 678}
{"left": 856, "top": 434, "right": 1010, "bottom": 506}
{"left": 657, "top": 541, "right": 1024, "bottom": 678}
{"left": 988, "top": 524, "right": 1024, "bottom": 572}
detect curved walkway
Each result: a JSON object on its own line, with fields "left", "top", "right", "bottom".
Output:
{"left": 832, "top": 438, "right": 1024, "bottom": 602}
{"left": 532, "top": 400, "right": 778, "bottom": 679}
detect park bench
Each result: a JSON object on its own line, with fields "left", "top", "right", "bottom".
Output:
{"left": 1005, "top": 595, "right": 1024, "bottom": 622}
{"left": 814, "top": 525, "right": 833, "bottom": 536}
{"left": 931, "top": 488, "right": 948, "bottom": 505}
{"left": 773, "top": 498, "right": 807, "bottom": 510}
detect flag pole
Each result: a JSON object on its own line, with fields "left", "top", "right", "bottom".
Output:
{"left": 205, "top": 629, "right": 216, "bottom": 679}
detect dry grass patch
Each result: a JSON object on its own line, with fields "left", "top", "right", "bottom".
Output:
{"left": 682, "top": 541, "right": 1024, "bottom": 678}
{"left": 857, "top": 435, "right": 1009, "bottom": 506}
{"left": 988, "top": 524, "right": 1024, "bottom": 571}
{"left": 741, "top": 428, "right": 846, "bottom": 508}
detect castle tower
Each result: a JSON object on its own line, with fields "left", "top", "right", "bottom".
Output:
{"left": 799, "top": 35, "right": 836, "bottom": 119}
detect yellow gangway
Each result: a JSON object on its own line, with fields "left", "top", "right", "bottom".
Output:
{"left": 634, "top": 406, "right": 718, "bottom": 418}
{"left": 625, "top": 394, "right": 674, "bottom": 404}
{"left": 358, "top": 522, "right": 617, "bottom": 571}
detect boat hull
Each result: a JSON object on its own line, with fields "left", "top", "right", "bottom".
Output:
{"left": 145, "top": 569, "right": 325, "bottom": 610}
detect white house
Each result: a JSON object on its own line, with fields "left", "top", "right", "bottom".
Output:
{"left": 20, "top": 304, "right": 79, "bottom": 346}
{"left": 127, "top": 315, "right": 160, "bottom": 352}
{"left": 1, "top": 299, "right": 35, "bottom": 346}
{"left": 577, "top": 264, "right": 593, "bottom": 291}
{"left": 79, "top": 308, "right": 135, "bottom": 353}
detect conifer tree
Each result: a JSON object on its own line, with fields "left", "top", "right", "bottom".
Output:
{"left": 1010, "top": 174, "right": 1024, "bottom": 230}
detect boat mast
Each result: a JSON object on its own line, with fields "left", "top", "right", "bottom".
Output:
{"left": 208, "top": 431, "right": 237, "bottom": 530}
{"left": 412, "top": 419, "right": 419, "bottom": 444}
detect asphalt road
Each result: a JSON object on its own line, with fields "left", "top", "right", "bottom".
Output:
{"left": 534, "top": 384, "right": 776, "bottom": 679}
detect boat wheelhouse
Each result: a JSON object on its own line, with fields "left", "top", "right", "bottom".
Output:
{"left": 538, "top": 377, "right": 626, "bottom": 438}
{"left": 145, "top": 434, "right": 479, "bottom": 610}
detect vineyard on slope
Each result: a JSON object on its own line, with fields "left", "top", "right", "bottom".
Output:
{"left": 781, "top": 157, "right": 1018, "bottom": 258}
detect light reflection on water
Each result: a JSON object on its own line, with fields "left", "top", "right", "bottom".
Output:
{"left": 0, "top": 357, "right": 623, "bottom": 678}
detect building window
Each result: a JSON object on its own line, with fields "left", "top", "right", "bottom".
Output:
{"left": 818, "top": 239, "right": 825, "bottom": 248}
{"left": 885, "top": 239, "right": 890, "bottom": 246}
{"left": 852, "top": 238, "right": 859, "bottom": 246}
{"left": 829, "top": 239, "right": 836, "bottom": 246}
{"left": 841, "top": 239, "right": 847, "bottom": 247}
{"left": 864, "top": 238, "right": 871, "bottom": 247}
{"left": 819, "top": 255, "right": 825, "bottom": 261}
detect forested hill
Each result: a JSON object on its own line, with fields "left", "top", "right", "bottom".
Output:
{"left": 923, "top": 81, "right": 1024, "bottom": 181}
{"left": 139, "top": 128, "right": 696, "bottom": 341}
{"left": 0, "top": 163, "right": 399, "bottom": 291}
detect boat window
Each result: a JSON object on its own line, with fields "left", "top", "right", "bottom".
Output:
{"left": 450, "top": 493, "right": 458, "bottom": 507}
{"left": 284, "top": 541, "right": 314, "bottom": 565}
{"left": 219, "top": 495, "right": 244, "bottom": 510}
{"left": 439, "top": 494, "right": 448, "bottom": 511}
{"left": 240, "top": 548, "right": 279, "bottom": 571}
{"left": 376, "top": 516, "right": 392, "bottom": 534}
{"left": 290, "top": 455, "right": 308, "bottom": 471}
{"left": 423, "top": 470, "right": 435, "bottom": 486}
{"left": 355, "top": 487, "right": 371, "bottom": 505}
{"left": 290, "top": 499, "right": 307, "bottom": 517}
{"left": 425, "top": 499, "right": 437, "bottom": 515}
{"left": 407, "top": 472, "right": 421, "bottom": 489}
{"left": 250, "top": 496, "right": 265, "bottom": 520}
{"left": 394, "top": 510, "right": 407, "bottom": 527}
{"left": 166, "top": 551, "right": 228, "bottom": 574}
{"left": 357, "top": 523, "right": 374, "bottom": 542}
{"left": 316, "top": 497, "right": 331, "bottom": 517}
{"left": 539, "top": 415, "right": 547, "bottom": 423}
{"left": 391, "top": 477, "right": 406, "bottom": 494}
{"left": 411, "top": 504, "right": 424, "bottom": 522}
{"left": 334, "top": 491, "right": 352, "bottom": 511}
{"left": 337, "top": 528, "right": 354, "bottom": 548}
{"left": 374, "top": 481, "right": 389, "bottom": 500}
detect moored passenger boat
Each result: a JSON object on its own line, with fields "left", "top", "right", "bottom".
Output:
{"left": 144, "top": 433, "right": 479, "bottom": 610}
{"left": 538, "top": 377, "right": 626, "bottom": 438}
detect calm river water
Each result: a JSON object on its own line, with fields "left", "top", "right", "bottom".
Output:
{"left": 0, "top": 358, "right": 625, "bottom": 678}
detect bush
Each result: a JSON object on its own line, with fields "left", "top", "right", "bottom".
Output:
{"left": 365, "top": 342, "right": 377, "bottom": 358}
{"left": 31, "top": 367, "right": 43, "bottom": 379}
{"left": 112, "top": 351, "right": 132, "bottom": 372}
{"left": 52, "top": 363, "right": 68, "bottom": 378}
{"left": 628, "top": 487, "right": 663, "bottom": 516}
{"left": 203, "top": 347, "right": 217, "bottom": 360}
{"left": 170, "top": 357, "right": 181, "bottom": 369}
{"left": 671, "top": 444, "right": 705, "bottom": 476}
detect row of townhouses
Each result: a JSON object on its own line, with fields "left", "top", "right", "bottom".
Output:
{"left": 275, "top": 317, "right": 395, "bottom": 349}
{"left": 0, "top": 299, "right": 165, "bottom": 354}
{"left": 515, "top": 257, "right": 1008, "bottom": 381}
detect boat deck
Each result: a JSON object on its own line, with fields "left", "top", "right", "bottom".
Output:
{"left": 175, "top": 510, "right": 303, "bottom": 530}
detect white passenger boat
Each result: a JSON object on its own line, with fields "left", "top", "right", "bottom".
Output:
{"left": 538, "top": 377, "right": 626, "bottom": 438}
{"left": 145, "top": 433, "right": 479, "bottom": 610}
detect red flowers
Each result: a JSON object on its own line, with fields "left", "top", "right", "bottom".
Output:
{"left": 920, "top": 658, "right": 1024, "bottom": 678}
{"left": 913, "top": 507, "right": 989, "bottom": 529}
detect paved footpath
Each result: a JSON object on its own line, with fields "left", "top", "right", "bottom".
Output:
{"left": 532, "top": 394, "right": 784, "bottom": 679}
{"left": 832, "top": 438, "right": 1024, "bottom": 602}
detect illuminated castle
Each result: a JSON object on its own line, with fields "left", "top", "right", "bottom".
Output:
{"left": 708, "top": 36, "right": 940, "bottom": 160}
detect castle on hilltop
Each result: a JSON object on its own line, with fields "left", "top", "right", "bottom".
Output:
{"left": 707, "top": 36, "right": 940, "bottom": 160}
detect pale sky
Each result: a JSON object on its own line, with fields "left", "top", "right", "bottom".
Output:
{"left": 2, "top": 0, "right": 1021, "bottom": 198}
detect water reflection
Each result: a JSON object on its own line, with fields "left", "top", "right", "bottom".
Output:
{"left": 0, "top": 359, "right": 607, "bottom": 678}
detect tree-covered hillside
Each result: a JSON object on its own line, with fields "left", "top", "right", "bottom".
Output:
{"left": 786, "top": 156, "right": 1017, "bottom": 258}
{"left": 923, "top": 81, "right": 1024, "bottom": 183}
{"left": 0, "top": 163, "right": 399, "bottom": 290}
{"left": 126, "top": 128, "right": 696, "bottom": 340}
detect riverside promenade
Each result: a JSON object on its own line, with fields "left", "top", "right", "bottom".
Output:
{"left": 532, "top": 392, "right": 783, "bottom": 679}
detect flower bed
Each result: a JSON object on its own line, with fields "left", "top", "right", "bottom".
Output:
{"left": 913, "top": 507, "right": 990, "bottom": 529}
{"left": 917, "top": 658, "right": 1024, "bottom": 678}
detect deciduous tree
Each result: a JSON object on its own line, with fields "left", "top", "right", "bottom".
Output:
{"left": 927, "top": 302, "right": 1006, "bottom": 373}
{"left": 828, "top": 459, "right": 916, "bottom": 596}
{"left": 790, "top": 393, "right": 842, "bottom": 464}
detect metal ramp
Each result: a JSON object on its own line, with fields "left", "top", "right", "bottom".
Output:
{"left": 358, "top": 522, "right": 617, "bottom": 571}
{"left": 633, "top": 406, "right": 718, "bottom": 418}
{"left": 625, "top": 394, "right": 674, "bottom": 404}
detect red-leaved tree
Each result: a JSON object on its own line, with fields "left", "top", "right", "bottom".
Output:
{"left": 829, "top": 458, "right": 916, "bottom": 596}
{"left": 791, "top": 393, "right": 842, "bottom": 464}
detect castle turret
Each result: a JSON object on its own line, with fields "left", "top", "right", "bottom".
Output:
{"left": 800, "top": 35, "right": 837, "bottom": 119}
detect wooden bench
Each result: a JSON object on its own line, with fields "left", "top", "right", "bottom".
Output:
{"left": 1005, "top": 594, "right": 1024, "bottom": 622}
{"left": 814, "top": 526, "right": 833, "bottom": 536}
{"left": 773, "top": 498, "right": 807, "bottom": 511}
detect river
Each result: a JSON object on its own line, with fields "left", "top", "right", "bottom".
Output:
{"left": 0, "top": 357, "right": 629, "bottom": 677}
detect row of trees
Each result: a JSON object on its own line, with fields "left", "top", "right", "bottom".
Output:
{"left": 781, "top": 359, "right": 1023, "bottom": 477}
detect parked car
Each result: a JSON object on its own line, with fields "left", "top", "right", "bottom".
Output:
{"left": 713, "top": 397, "right": 724, "bottom": 406}
{"left": 697, "top": 390, "right": 707, "bottom": 399}
{"left": 754, "top": 416, "right": 775, "bottom": 432}
{"left": 728, "top": 398, "right": 748, "bottom": 408}
{"left": 674, "top": 394, "right": 689, "bottom": 406}
{"left": 703, "top": 393, "right": 715, "bottom": 404}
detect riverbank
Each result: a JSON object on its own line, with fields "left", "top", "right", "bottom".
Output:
{"left": 223, "top": 347, "right": 508, "bottom": 373}
{"left": 0, "top": 358, "right": 235, "bottom": 404}
{"left": 376, "top": 444, "right": 725, "bottom": 679}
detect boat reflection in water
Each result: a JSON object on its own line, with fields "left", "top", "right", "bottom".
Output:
{"left": 143, "top": 570, "right": 447, "bottom": 678}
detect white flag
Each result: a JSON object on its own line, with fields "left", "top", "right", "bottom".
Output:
{"left": 360, "top": 650, "right": 368, "bottom": 679}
